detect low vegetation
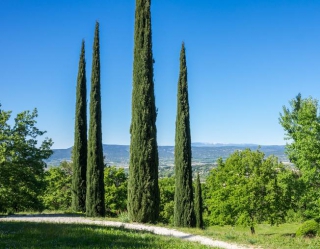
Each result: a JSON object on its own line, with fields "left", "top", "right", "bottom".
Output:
{"left": 296, "top": 219, "right": 319, "bottom": 237}
{"left": 181, "top": 223, "right": 320, "bottom": 249}
{"left": 0, "top": 221, "right": 213, "bottom": 249}
{"left": 2, "top": 216, "right": 320, "bottom": 249}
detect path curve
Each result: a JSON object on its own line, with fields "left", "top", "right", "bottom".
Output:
{"left": 0, "top": 215, "right": 257, "bottom": 249}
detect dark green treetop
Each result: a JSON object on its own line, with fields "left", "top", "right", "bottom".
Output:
{"left": 72, "top": 40, "right": 87, "bottom": 213}
{"left": 128, "top": 0, "right": 160, "bottom": 223}
{"left": 174, "top": 43, "right": 196, "bottom": 227}
{"left": 86, "top": 22, "right": 105, "bottom": 217}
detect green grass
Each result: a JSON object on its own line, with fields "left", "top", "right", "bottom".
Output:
{"left": 179, "top": 223, "right": 320, "bottom": 249}
{"left": 0, "top": 221, "right": 217, "bottom": 249}
{"left": 3, "top": 212, "right": 320, "bottom": 248}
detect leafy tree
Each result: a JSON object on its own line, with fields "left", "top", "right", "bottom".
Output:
{"left": 279, "top": 94, "right": 320, "bottom": 219}
{"left": 104, "top": 166, "right": 128, "bottom": 217}
{"left": 194, "top": 172, "right": 204, "bottom": 229}
{"left": 86, "top": 22, "right": 105, "bottom": 217}
{"left": 128, "top": 0, "right": 160, "bottom": 223}
{"left": 43, "top": 161, "right": 72, "bottom": 210}
{"left": 0, "top": 106, "right": 53, "bottom": 213}
{"left": 206, "top": 149, "right": 295, "bottom": 234}
{"left": 159, "top": 177, "right": 175, "bottom": 224}
{"left": 174, "top": 43, "right": 195, "bottom": 227}
{"left": 72, "top": 40, "right": 87, "bottom": 213}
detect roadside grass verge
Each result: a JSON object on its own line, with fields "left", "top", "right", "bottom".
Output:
{"left": 0, "top": 221, "right": 216, "bottom": 249}
{"left": 179, "top": 223, "right": 320, "bottom": 249}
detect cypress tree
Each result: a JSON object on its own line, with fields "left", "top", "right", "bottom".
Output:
{"left": 72, "top": 40, "right": 87, "bottom": 213}
{"left": 174, "top": 43, "right": 196, "bottom": 227}
{"left": 86, "top": 22, "right": 105, "bottom": 217}
{"left": 128, "top": 0, "right": 160, "bottom": 223}
{"left": 194, "top": 172, "right": 204, "bottom": 229}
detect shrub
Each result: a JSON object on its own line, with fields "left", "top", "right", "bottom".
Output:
{"left": 104, "top": 166, "right": 128, "bottom": 217}
{"left": 119, "top": 211, "right": 130, "bottom": 223}
{"left": 42, "top": 161, "right": 72, "bottom": 211}
{"left": 296, "top": 219, "right": 319, "bottom": 237}
{"left": 159, "top": 177, "right": 175, "bottom": 224}
{"left": 286, "top": 209, "right": 303, "bottom": 223}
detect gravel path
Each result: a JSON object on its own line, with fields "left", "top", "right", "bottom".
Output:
{"left": 0, "top": 215, "right": 258, "bottom": 249}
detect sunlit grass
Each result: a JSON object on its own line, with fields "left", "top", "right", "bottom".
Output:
{"left": 0, "top": 221, "right": 217, "bottom": 249}
{"left": 179, "top": 223, "right": 320, "bottom": 249}
{"left": 3, "top": 212, "right": 320, "bottom": 249}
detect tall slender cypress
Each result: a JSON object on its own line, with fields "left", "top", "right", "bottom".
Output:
{"left": 86, "top": 22, "right": 105, "bottom": 217}
{"left": 174, "top": 43, "right": 195, "bottom": 227}
{"left": 72, "top": 40, "right": 87, "bottom": 213}
{"left": 128, "top": 0, "right": 160, "bottom": 223}
{"left": 194, "top": 172, "right": 204, "bottom": 229}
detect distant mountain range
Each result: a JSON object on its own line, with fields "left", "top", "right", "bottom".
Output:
{"left": 46, "top": 143, "right": 288, "bottom": 168}
{"left": 192, "top": 142, "right": 269, "bottom": 147}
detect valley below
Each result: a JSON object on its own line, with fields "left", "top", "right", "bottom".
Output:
{"left": 46, "top": 144, "right": 289, "bottom": 179}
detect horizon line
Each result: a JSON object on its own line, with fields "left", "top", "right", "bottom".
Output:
{"left": 52, "top": 142, "right": 286, "bottom": 150}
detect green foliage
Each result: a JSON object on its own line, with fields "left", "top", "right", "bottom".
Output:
{"left": 43, "top": 164, "right": 128, "bottom": 214}
{"left": 296, "top": 219, "right": 319, "bottom": 237}
{"left": 159, "top": 177, "right": 175, "bottom": 224}
{"left": 86, "top": 21, "right": 105, "bottom": 217}
{"left": 205, "top": 149, "right": 296, "bottom": 234}
{"left": 72, "top": 40, "right": 87, "bottom": 213}
{"left": 174, "top": 42, "right": 195, "bottom": 227}
{"left": 118, "top": 211, "right": 130, "bottom": 223}
{"left": 42, "top": 161, "right": 72, "bottom": 210}
{"left": 0, "top": 106, "right": 53, "bottom": 213}
{"left": 104, "top": 166, "right": 128, "bottom": 216}
{"left": 194, "top": 173, "right": 204, "bottom": 229}
{"left": 285, "top": 209, "right": 304, "bottom": 223}
{"left": 128, "top": 0, "right": 160, "bottom": 223}
{"left": 279, "top": 94, "right": 320, "bottom": 219}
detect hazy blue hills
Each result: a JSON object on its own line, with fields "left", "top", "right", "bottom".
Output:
{"left": 46, "top": 144, "right": 288, "bottom": 168}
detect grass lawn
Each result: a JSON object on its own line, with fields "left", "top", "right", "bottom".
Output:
{"left": 0, "top": 221, "right": 216, "bottom": 249}
{"left": 2, "top": 213, "right": 320, "bottom": 249}
{"left": 179, "top": 223, "right": 320, "bottom": 249}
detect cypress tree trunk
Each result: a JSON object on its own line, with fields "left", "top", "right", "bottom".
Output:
{"left": 72, "top": 40, "right": 87, "bottom": 213}
{"left": 174, "top": 43, "right": 195, "bottom": 227}
{"left": 194, "top": 172, "right": 204, "bottom": 229}
{"left": 128, "top": 0, "right": 160, "bottom": 223}
{"left": 86, "top": 22, "right": 105, "bottom": 217}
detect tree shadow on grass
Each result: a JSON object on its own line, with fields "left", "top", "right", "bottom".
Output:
{"left": 4, "top": 213, "right": 85, "bottom": 218}
{"left": 0, "top": 221, "right": 159, "bottom": 248}
{"left": 281, "top": 233, "right": 296, "bottom": 238}
{"left": 259, "top": 232, "right": 296, "bottom": 238}
{"left": 259, "top": 233, "right": 277, "bottom": 236}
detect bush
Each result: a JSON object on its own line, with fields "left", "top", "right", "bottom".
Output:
{"left": 119, "top": 211, "right": 130, "bottom": 223}
{"left": 104, "top": 166, "right": 128, "bottom": 217}
{"left": 42, "top": 161, "right": 72, "bottom": 211}
{"left": 286, "top": 209, "right": 303, "bottom": 223}
{"left": 296, "top": 219, "right": 319, "bottom": 237}
{"left": 158, "top": 177, "right": 175, "bottom": 224}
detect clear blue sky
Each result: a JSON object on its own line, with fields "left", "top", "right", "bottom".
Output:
{"left": 1, "top": 0, "right": 320, "bottom": 149}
